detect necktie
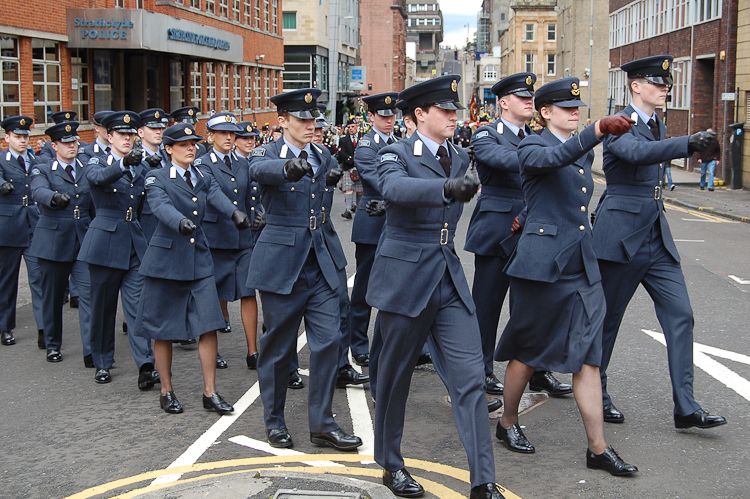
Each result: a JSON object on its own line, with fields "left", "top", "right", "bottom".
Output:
{"left": 105, "top": 146, "right": 111, "bottom": 155}
{"left": 352, "top": 135, "right": 357, "bottom": 147}
{"left": 65, "top": 164, "right": 75, "bottom": 181}
{"left": 17, "top": 154, "right": 25, "bottom": 172}
{"left": 436, "top": 146, "right": 451, "bottom": 177}
{"left": 184, "top": 170, "right": 193, "bottom": 189}
{"left": 298, "top": 150, "right": 308, "bottom": 161}
{"left": 124, "top": 168, "right": 133, "bottom": 181}
{"left": 224, "top": 155, "right": 232, "bottom": 169}
{"left": 648, "top": 118, "right": 660, "bottom": 141}
{"left": 387, "top": 137, "right": 394, "bottom": 145}
{"left": 518, "top": 129, "right": 526, "bottom": 140}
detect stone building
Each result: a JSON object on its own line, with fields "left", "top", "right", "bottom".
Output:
{"left": 405, "top": 1, "right": 443, "bottom": 79}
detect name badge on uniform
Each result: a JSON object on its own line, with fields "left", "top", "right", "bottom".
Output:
{"left": 360, "top": 139, "right": 371, "bottom": 147}
{"left": 30, "top": 167, "right": 41, "bottom": 176}
{"left": 145, "top": 177, "right": 156, "bottom": 186}
{"left": 475, "top": 131, "right": 489, "bottom": 139}
{"left": 381, "top": 153, "right": 398, "bottom": 163}
{"left": 252, "top": 148, "right": 266, "bottom": 157}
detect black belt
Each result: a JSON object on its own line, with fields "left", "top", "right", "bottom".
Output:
{"left": 96, "top": 207, "right": 137, "bottom": 221}
{"left": 265, "top": 213, "right": 325, "bottom": 230}
{"left": 606, "top": 184, "right": 663, "bottom": 200}
{"left": 387, "top": 226, "right": 456, "bottom": 246}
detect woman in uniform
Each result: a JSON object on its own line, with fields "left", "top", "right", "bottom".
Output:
{"left": 134, "top": 123, "right": 250, "bottom": 414}
{"left": 494, "top": 77, "right": 638, "bottom": 476}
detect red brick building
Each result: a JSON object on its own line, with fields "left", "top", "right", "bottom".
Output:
{"left": 608, "top": 0, "right": 738, "bottom": 178}
{"left": 0, "top": 0, "right": 284, "bottom": 144}
{"left": 359, "top": 0, "right": 407, "bottom": 95}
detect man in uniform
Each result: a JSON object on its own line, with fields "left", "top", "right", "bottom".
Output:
{"left": 467, "top": 73, "right": 573, "bottom": 398}
{"left": 79, "top": 111, "right": 115, "bottom": 165}
{"left": 78, "top": 111, "right": 158, "bottom": 389}
{"left": 337, "top": 119, "right": 359, "bottom": 219}
{"left": 29, "top": 121, "right": 94, "bottom": 365}
{"left": 248, "top": 88, "right": 362, "bottom": 451}
{"left": 0, "top": 116, "right": 44, "bottom": 347}
{"left": 593, "top": 55, "right": 726, "bottom": 429}
{"left": 367, "top": 75, "right": 503, "bottom": 499}
{"left": 138, "top": 108, "right": 170, "bottom": 245}
{"left": 35, "top": 111, "right": 78, "bottom": 164}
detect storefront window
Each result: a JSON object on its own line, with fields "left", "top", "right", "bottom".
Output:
{"left": 170, "top": 59, "right": 186, "bottom": 111}
{"left": 70, "top": 49, "right": 90, "bottom": 122}
{"left": 283, "top": 54, "right": 311, "bottom": 91}
{"left": 220, "top": 63, "right": 230, "bottom": 111}
{"left": 315, "top": 55, "right": 328, "bottom": 92}
{"left": 32, "top": 40, "right": 60, "bottom": 126}
{"left": 0, "top": 37, "right": 20, "bottom": 120}
{"left": 190, "top": 61, "right": 202, "bottom": 109}
{"left": 206, "top": 62, "right": 216, "bottom": 112}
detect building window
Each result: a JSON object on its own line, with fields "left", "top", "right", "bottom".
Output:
{"left": 338, "top": 61, "right": 349, "bottom": 92}
{"left": 206, "top": 0, "right": 215, "bottom": 15}
{"left": 608, "top": 68, "right": 630, "bottom": 109}
{"left": 547, "top": 54, "right": 556, "bottom": 76}
{"left": 668, "top": 59, "right": 691, "bottom": 110}
{"left": 244, "top": 0, "right": 252, "bottom": 24}
{"left": 190, "top": 61, "right": 202, "bottom": 109}
{"left": 524, "top": 53, "right": 534, "bottom": 73}
{"left": 315, "top": 54, "right": 329, "bottom": 91}
{"left": 255, "top": 0, "right": 261, "bottom": 28}
{"left": 233, "top": 67, "right": 241, "bottom": 110}
{"left": 115, "top": 0, "right": 124, "bottom": 7}
{"left": 524, "top": 24, "right": 534, "bottom": 41}
{"left": 170, "top": 59, "right": 186, "bottom": 111}
{"left": 263, "top": 69, "right": 271, "bottom": 108}
{"left": 0, "top": 37, "right": 20, "bottom": 121}
{"left": 32, "top": 40, "right": 61, "bottom": 126}
{"left": 272, "top": 0, "right": 278, "bottom": 32}
{"left": 283, "top": 53, "right": 312, "bottom": 90}
{"left": 232, "top": 0, "right": 241, "bottom": 21}
{"left": 244, "top": 66, "right": 252, "bottom": 109}
{"left": 547, "top": 23, "right": 556, "bottom": 41}
{"left": 263, "top": 0, "right": 270, "bottom": 31}
{"left": 189, "top": 0, "right": 200, "bottom": 8}
{"left": 220, "top": 63, "right": 230, "bottom": 111}
{"left": 70, "top": 49, "right": 90, "bottom": 123}
{"left": 137, "top": 0, "right": 144, "bottom": 7}
{"left": 272, "top": 70, "right": 278, "bottom": 99}
{"left": 219, "top": 0, "right": 228, "bottom": 18}
{"left": 500, "top": 13, "right": 505, "bottom": 21}
{"left": 283, "top": 12, "right": 297, "bottom": 29}
{"left": 206, "top": 62, "right": 216, "bottom": 112}
{"left": 483, "top": 65, "right": 497, "bottom": 81}
{"left": 254, "top": 69, "right": 261, "bottom": 109}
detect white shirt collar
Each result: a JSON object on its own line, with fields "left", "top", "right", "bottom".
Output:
{"left": 282, "top": 137, "right": 312, "bottom": 159}
{"left": 631, "top": 103, "right": 657, "bottom": 124}
{"left": 416, "top": 130, "right": 449, "bottom": 158}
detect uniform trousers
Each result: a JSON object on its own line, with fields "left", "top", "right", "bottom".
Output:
{"left": 473, "top": 254, "right": 511, "bottom": 375}
{"left": 375, "top": 271, "right": 495, "bottom": 487}
{"left": 257, "top": 250, "right": 341, "bottom": 433}
{"left": 0, "top": 246, "right": 44, "bottom": 332}
{"left": 598, "top": 222, "right": 700, "bottom": 417}
{"left": 38, "top": 258, "right": 92, "bottom": 354}
{"left": 335, "top": 265, "right": 353, "bottom": 369}
{"left": 348, "top": 243, "right": 377, "bottom": 357}
{"left": 89, "top": 250, "right": 154, "bottom": 370}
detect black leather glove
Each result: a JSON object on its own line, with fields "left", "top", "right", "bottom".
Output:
{"left": 144, "top": 152, "right": 162, "bottom": 168}
{"left": 251, "top": 211, "right": 266, "bottom": 231}
{"left": 0, "top": 182, "right": 14, "bottom": 196}
{"left": 123, "top": 148, "right": 144, "bottom": 167}
{"left": 443, "top": 176, "right": 480, "bottom": 203}
{"left": 179, "top": 218, "right": 196, "bottom": 235}
{"left": 284, "top": 158, "right": 312, "bottom": 182}
{"left": 52, "top": 192, "right": 71, "bottom": 210}
{"left": 688, "top": 131, "right": 717, "bottom": 154}
{"left": 326, "top": 167, "right": 344, "bottom": 186}
{"left": 365, "top": 199, "right": 386, "bottom": 217}
{"left": 232, "top": 210, "right": 252, "bottom": 230}
{"left": 590, "top": 212, "right": 596, "bottom": 225}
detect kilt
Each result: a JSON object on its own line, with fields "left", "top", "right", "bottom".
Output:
{"left": 338, "top": 170, "right": 363, "bottom": 192}
{"left": 211, "top": 247, "right": 256, "bottom": 301}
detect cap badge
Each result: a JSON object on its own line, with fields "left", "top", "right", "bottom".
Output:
{"left": 525, "top": 76, "right": 533, "bottom": 86}
{"left": 123, "top": 114, "right": 131, "bottom": 124}
{"left": 246, "top": 125, "right": 252, "bottom": 132}
{"left": 188, "top": 109, "right": 195, "bottom": 116}
{"left": 184, "top": 127, "right": 193, "bottom": 135}
{"left": 304, "top": 93, "right": 313, "bottom": 104}
{"left": 65, "top": 124, "right": 72, "bottom": 132}
{"left": 385, "top": 96, "right": 392, "bottom": 105}
{"left": 19, "top": 119, "right": 25, "bottom": 126}
{"left": 662, "top": 59, "right": 670, "bottom": 71}
{"left": 571, "top": 82, "right": 580, "bottom": 96}
{"left": 65, "top": 113, "right": 71, "bottom": 119}
{"left": 154, "top": 111, "right": 160, "bottom": 119}
{"left": 225, "top": 115, "right": 232, "bottom": 122}
{"left": 451, "top": 80, "right": 458, "bottom": 92}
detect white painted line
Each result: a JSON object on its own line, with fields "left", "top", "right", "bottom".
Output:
{"left": 673, "top": 239, "right": 705, "bottom": 243}
{"left": 347, "top": 272, "right": 356, "bottom": 289}
{"left": 229, "top": 435, "right": 345, "bottom": 467}
{"left": 642, "top": 329, "right": 750, "bottom": 402}
{"left": 680, "top": 218, "right": 721, "bottom": 223}
{"left": 729, "top": 275, "right": 750, "bottom": 285}
{"left": 152, "top": 330, "right": 309, "bottom": 485}
{"left": 347, "top": 355, "right": 376, "bottom": 464}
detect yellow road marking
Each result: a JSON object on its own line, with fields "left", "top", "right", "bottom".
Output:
{"left": 663, "top": 202, "right": 738, "bottom": 223}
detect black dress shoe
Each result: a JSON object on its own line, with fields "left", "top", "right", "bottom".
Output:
{"left": 603, "top": 403, "right": 625, "bottom": 424}
{"left": 415, "top": 352, "right": 432, "bottom": 366}
{"left": 674, "top": 408, "right": 727, "bottom": 429}
{"left": 62, "top": 293, "right": 69, "bottom": 305}
{"left": 216, "top": 352, "right": 228, "bottom": 369}
{"left": 529, "top": 371, "right": 573, "bottom": 397}
{"left": 94, "top": 368, "right": 111, "bottom": 383}
{"left": 353, "top": 353, "right": 369, "bottom": 366}
{"left": 122, "top": 321, "right": 128, "bottom": 333}
{"left": 217, "top": 317, "right": 232, "bottom": 333}
{"left": 266, "top": 428, "right": 293, "bottom": 448}
{"left": 470, "top": 483, "right": 506, "bottom": 499}
{"left": 46, "top": 350, "right": 63, "bottom": 362}
{"left": 311, "top": 428, "right": 362, "bottom": 450}
{"left": 496, "top": 422, "right": 535, "bottom": 453}
{"left": 341, "top": 209, "right": 352, "bottom": 220}
{"left": 288, "top": 369, "right": 304, "bottom": 389}
{"left": 485, "top": 373, "right": 504, "bottom": 395}
{"left": 1, "top": 331, "right": 15, "bottom": 346}
{"left": 336, "top": 365, "right": 369, "bottom": 388}
{"left": 203, "top": 392, "right": 234, "bottom": 415}
{"left": 160, "top": 391, "right": 183, "bottom": 414}
{"left": 246, "top": 352, "right": 259, "bottom": 369}
{"left": 488, "top": 398, "right": 503, "bottom": 413}
{"left": 83, "top": 354, "right": 95, "bottom": 368}
{"left": 178, "top": 338, "right": 197, "bottom": 346}
{"left": 69, "top": 296, "right": 79, "bottom": 308}
{"left": 138, "top": 363, "right": 157, "bottom": 390}
{"left": 383, "top": 468, "right": 424, "bottom": 498}
{"left": 586, "top": 446, "right": 638, "bottom": 476}
{"left": 38, "top": 330, "right": 46, "bottom": 349}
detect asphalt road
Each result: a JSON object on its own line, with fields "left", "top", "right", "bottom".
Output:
{"left": 1, "top": 176, "right": 749, "bottom": 499}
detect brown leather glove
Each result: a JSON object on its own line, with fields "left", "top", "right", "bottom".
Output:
{"left": 598, "top": 115, "right": 635, "bottom": 136}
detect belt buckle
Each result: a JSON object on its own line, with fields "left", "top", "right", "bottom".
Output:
{"left": 126, "top": 207, "right": 134, "bottom": 222}
{"left": 440, "top": 228, "right": 449, "bottom": 245}
{"left": 73, "top": 206, "right": 80, "bottom": 220}
{"left": 22, "top": 195, "right": 28, "bottom": 207}
{"left": 309, "top": 215, "right": 317, "bottom": 230}
{"left": 654, "top": 185, "right": 662, "bottom": 200}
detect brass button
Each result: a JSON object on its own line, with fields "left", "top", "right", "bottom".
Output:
{"left": 291, "top": 187, "right": 295, "bottom": 191}
{"left": 193, "top": 210, "right": 198, "bottom": 215}
{"left": 311, "top": 178, "right": 316, "bottom": 183}
{"left": 253, "top": 186, "right": 257, "bottom": 191}
{"left": 189, "top": 237, "right": 195, "bottom": 243}
{"left": 579, "top": 168, "right": 584, "bottom": 174}
{"left": 75, "top": 184, "right": 78, "bottom": 187}
{"left": 130, "top": 195, "right": 134, "bottom": 199}
{"left": 252, "top": 196, "right": 256, "bottom": 200}
{"left": 539, "top": 228, "right": 544, "bottom": 233}
{"left": 75, "top": 194, "right": 79, "bottom": 198}
{"left": 579, "top": 225, "right": 585, "bottom": 231}
{"left": 311, "top": 193, "right": 315, "bottom": 199}
{"left": 25, "top": 184, "right": 28, "bottom": 188}
{"left": 580, "top": 206, "right": 586, "bottom": 212}
{"left": 234, "top": 189, "right": 238, "bottom": 193}
{"left": 231, "top": 178, "right": 235, "bottom": 182}
{"left": 130, "top": 183, "right": 134, "bottom": 187}
{"left": 113, "top": 188, "right": 117, "bottom": 192}
{"left": 250, "top": 206, "right": 255, "bottom": 210}
{"left": 581, "top": 187, "right": 587, "bottom": 193}
{"left": 311, "top": 209, "right": 314, "bottom": 214}
{"left": 192, "top": 197, "right": 197, "bottom": 202}
{"left": 321, "top": 207, "right": 325, "bottom": 211}
{"left": 233, "top": 200, "right": 238, "bottom": 205}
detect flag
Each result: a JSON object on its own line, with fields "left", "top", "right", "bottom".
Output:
{"left": 469, "top": 92, "right": 478, "bottom": 123}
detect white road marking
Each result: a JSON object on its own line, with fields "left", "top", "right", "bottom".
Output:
{"left": 642, "top": 329, "right": 750, "bottom": 402}
{"left": 347, "top": 356, "right": 376, "bottom": 464}
{"left": 152, "top": 331, "right": 309, "bottom": 485}
{"left": 680, "top": 218, "right": 722, "bottom": 223}
{"left": 347, "top": 272, "right": 356, "bottom": 289}
{"left": 673, "top": 239, "right": 705, "bottom": 243}
{"left": 729, "top": 275, "right": 750, "bottom": 285}
{"left": 228, "top": 436, "right": 345, "bottom": 467}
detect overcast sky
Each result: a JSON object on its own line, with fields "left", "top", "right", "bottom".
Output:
{"left": 439, "top": 0, "right": 482, "bottom": 49}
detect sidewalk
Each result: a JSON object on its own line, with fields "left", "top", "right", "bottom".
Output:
{"left": 591, "top": 145, "right": 750, "bottom": 223}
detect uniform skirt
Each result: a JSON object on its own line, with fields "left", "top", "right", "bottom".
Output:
{"left": 210, "top": 247, "right": 256, "bottom": 301}
{"left": 494, "top": 271, "right": 605, "bottom": 373}
{"left": 134, "top": 275, "right": 227, "bottom": 341}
